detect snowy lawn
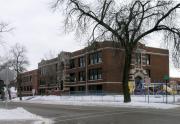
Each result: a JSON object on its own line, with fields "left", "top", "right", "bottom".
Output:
{"left": 12, "top": 95, "right": 180, "bottom": 109}
{"left": 0, "top": 107, "right": 53, "bottom": 124}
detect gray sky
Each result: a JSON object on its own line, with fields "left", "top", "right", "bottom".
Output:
{"left": 0, "top": 0, "right": 179, "bottom": 77}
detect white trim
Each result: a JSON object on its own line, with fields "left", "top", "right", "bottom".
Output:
{"left": 145, "top": 51, "right": 168, "bottom": 56}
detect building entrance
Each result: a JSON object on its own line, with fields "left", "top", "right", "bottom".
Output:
{"left": 135, "top": 76, "right": 143, "bottom": 94}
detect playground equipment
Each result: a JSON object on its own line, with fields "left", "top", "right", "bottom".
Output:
{"left": 128, "top": 79, "right": 178, "bottom": 95}
{"left": 128, "top": 81, "right": 135, "bottom": 94}
{"left": 162, "top": 85, "right": 175, "bottom": 94}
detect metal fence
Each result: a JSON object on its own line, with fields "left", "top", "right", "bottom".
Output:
{"left": 55, "top": 90, "right": 180, "bottom": 104}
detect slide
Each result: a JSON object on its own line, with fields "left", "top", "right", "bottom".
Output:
{"left": 162, "top": 85, "right": 177, "bottom": 95}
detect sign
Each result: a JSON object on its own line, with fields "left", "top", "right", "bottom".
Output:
{"left": 163, "top": 75, "right": 169, "bottom": 81}
{"left": 144, "top": 77, "right": 151, "bottom": 85}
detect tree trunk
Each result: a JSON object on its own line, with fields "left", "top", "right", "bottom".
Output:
{"left": 123, "top": 50, "right": 132, "bottom": 103}
{"left": 8, "top": 88, "right": 11, "bottom": 100}
{"left": 1, "top": 89, "right": 5, "bottom": 100}
{"left": 17, "top": 75, "right": 22, "bottom": 101}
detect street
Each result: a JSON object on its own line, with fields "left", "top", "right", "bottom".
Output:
{"left": 0, "top": 101, "right": 180, "bottom": 124}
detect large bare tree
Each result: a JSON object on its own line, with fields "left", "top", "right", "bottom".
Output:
{"left": 10, "top": 43, "right": 29, "bottom": 100}
{"left": 0, "top": 22, "right": 13, "bottom": 44}
{"left": 52, "top": 0, "right": 180, "bottom": 102}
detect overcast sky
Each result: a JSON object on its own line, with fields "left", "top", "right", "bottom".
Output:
{"left": 0, "top": 0, "right": 179, "bottom": 77}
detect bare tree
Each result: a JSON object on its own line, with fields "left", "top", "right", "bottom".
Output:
{"left": 0, "top": 22, "right": 12, "bottom": 33}
{"left": 10, "top": 43, "right": 29, "bottom": 100}
{"left": 52, "top": 0, "right": 180, "bottom": 102}
{"left": 0, "top": 22, "right": 13, "bottom": 44}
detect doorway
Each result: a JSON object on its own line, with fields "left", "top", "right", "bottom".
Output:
{"left": 135, "top": 76, "right": 143, "bottom": 93}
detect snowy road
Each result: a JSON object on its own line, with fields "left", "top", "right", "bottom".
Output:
{"left": 0, "top": 101, "right": 180, "bottom": 124}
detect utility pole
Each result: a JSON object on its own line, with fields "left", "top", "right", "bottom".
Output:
{"left": 163, "top": 75, "right": 169, "bottom": 104}
{"left": 85, "top": 48, "right": 88, "bottom": 95}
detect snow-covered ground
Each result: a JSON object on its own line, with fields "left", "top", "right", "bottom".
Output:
{"left": 0, "top": 107, "right": 53, "bottom": 124}
{"left": 12, "top": 95, "right": 180, "bottom": 109}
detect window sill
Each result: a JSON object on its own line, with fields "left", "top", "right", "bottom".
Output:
{"left": 88, "top": 62, "right": 102, "bottom": 66}
{"left": 88, "top": 79, "right": 103, "bottom": 81}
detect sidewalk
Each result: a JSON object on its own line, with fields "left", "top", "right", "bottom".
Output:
{"left": 0, "top": 120, "right": 38, "bottom": 124}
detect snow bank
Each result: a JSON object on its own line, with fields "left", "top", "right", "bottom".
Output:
{"left": 0, "top": 107, "right": 53, "bottom": 124}
{"left": 10, "top": 87, "right": 17, "bottom": 98}
{"left": 13, "top": 95, "right": 180, "bottom": 109}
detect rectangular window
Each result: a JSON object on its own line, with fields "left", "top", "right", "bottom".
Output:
{"left": 89, "top": 68, "right": 102, "bottom": 80}
{"left": 78, "top": 86, "right": 85, "bottom": 91}
{"left": 136, "top": 53, "right": 141, "bottom": 65}
{"left": 69, "top": 73, "right": 76, "bottom": 82}
{"left": 55, "top": 63, "right": 58, "bottom": 71}
{"left": 70, "top": 59, "right": 75, "bottom": 69}
{"left": 97, "top": 69, "right": 102, "bottom": 79}
{"left": 94, "top": 53, "right": 98, "bottom": 64}
{"left": 98, "top": 52, "right": 102, "bottom": 63}
{"left": 79, "top": 57, "right": 85, "bottom": 67}
{"left": 146, "top": 69, "right": 151, "bottom": 77}
{"left": 145, "top": 54, "right": 150, "bottom": 65}
{"left": 41, "top": 67, "right": 46, "bottom": 76}
{"left": 79, "top": 71, "right": 85, "bottom": 81}
{"left": 30, "top": 76, "right": 32, "bottom": 82}
{"left": 89, "top": 69, "right": 94, "bottom": 80}
{"left": 89, "top": 54, "right": 93, "bottom": 64}
{"left": 89, "top": 51, "right": 102, "bottom": 65}
{"left": 94, "top": 70, "right": 98, "bottom": 80}
{"left": 89, "top": 85, "right": 102, "bottom": 91}
{"left": 40, "top": 80, "right": 46, "bottom": 85}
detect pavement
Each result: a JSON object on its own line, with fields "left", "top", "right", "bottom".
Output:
{"left": 0, "top": 120, "right": 37, "bottom": 124}
{"left": 0, "top": 101, "right": 180, "bottom": 124}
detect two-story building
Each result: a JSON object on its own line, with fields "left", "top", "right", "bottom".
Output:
{"left": 65, "top": 41, "right": 169, "bottom": 94}
{"left": 19, "top": 69, "right": 39, "bottom": 96}
{"left": 20, "top": 41, "right": 169, "bottom": 95}
{"left": 38, "top": 52, "right": 70, "bottom": 95}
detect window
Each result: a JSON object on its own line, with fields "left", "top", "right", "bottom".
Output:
{"left": 40, "top": 80, "right": 46, "bottom": 85}
{"left": 146, "top": 69, "right": 151, "bottom": 77}
{"left": 89, "top": 69, "right": 94, "bottom": 80}
{"left": 30, "top": 86, "right": 32, "bottom": 91}
{"left": 136, "top": 52, "right": 141, "bottom": 65}
{"left": 30, "top": 76, "right": 32, "bottom": 82}
{"left": 89, "top": 68, "right": 102, "bottom": 80}
{"left": 70, "top": 59, "right": 75, "bottom": 69}
{"left": 79, "top": 71, "right": 85, "bottom": 81}
{"left": 145, "top": 54, "right": 150, "bottom": 65}
{"left": 22, "top": 77, "right": 28, "bottom": 82}
{"left": 40, "top": 67, "right": 46, "bottom": 76}
{"left": 89, "top": 51, "right": 102, "bottom": 65}
{"left": 55, "top": 63, "right": 58, "bottom": 71}
{"left": 69, "top": 73, "right": 76, "bottom": 82}
{"left": 98, "top": 52, "right": 102, "bottom": 63}
{"left": 78, "top": 86, "right": 85, "bottom": 91}
{"left": 89, "top": 85, "right": 102, "bottom": 91}
{"left": 79, "top": 57, "right": 85, "bottom": 67}
{"left": 98, "top": 69, "right": 102, "bottom": 79}
{"left": 89, "top": 54, "right": 93, "bottom": 64}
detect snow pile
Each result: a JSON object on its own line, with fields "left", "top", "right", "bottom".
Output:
{"left": 10, "top": 87, "right": 17, "bottom": 93}
{"left": 10, "top": 87, "right": 17, "bottom": 98}
{"left": 13, "top": 95, "right": 180, "bottom": 109}
{"left": 0, "top": 107, "right": 53, "bottom": 124}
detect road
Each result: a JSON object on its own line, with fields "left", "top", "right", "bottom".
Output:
{"left": 0, "top": 101, "right": 180, "bottom": 124}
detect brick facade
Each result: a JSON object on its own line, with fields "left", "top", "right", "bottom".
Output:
{"left": 19, "top": 69, "right": 39, "bottom": 96}
{"left": 65, "top": 41, "right": 169, "bottom": 94}
{"left": 20, "top": 41, "right": 169, "bottom": 95}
